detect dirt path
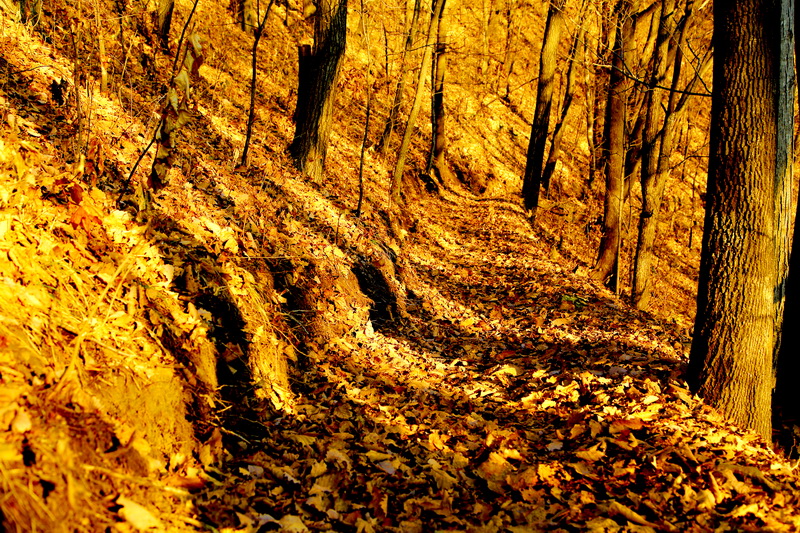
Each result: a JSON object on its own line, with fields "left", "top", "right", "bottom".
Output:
{"left": 195, "top": 191, "right": 799, "bottom": 532}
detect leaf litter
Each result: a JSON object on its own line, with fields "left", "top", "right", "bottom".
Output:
{"left": 193, "top": 190, "right": 800, "bottom": 533}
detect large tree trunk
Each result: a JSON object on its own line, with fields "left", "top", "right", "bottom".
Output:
{"left": 289, "top": 0, "right": 348, "bottom": 183}
{"left": 592, "top": 2, "right": 632, "bottom": 288}
{"left": 688, "top": 0, "right": 782, "bottom": 440}
{"left": 521, "top": 0, "right": 565, "bottom": 221}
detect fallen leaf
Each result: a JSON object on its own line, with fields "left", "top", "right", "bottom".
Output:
{"left": 11, "top": 409, "right": 32, "bottom": 433}
{"left": 575, "top": 441, "right": 605, "bottom": 462}
{"left": 608, "top": 501, "right": 660, "bottom": 528}
{"left": 117, "top": 496, "right": 163, "bottom": 531}
{"left": 279, "top": 514, "right": 310, "bottom": 532}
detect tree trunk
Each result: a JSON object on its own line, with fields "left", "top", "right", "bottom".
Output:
{"left": 157, "top": 0, "right": 175, "bottom": 52}
{"left": 289, "top": 0, "right": 348, "bottom": 183}
{"left": 688, "top": 0, "right": 782, "bottom": 440}
{"left": 241, "top": 0, "right": 276, "bottom": 168}
{"left": 356, "top": 0, "right": 372, "bottom": 217}
{"left": 479, "top": 0, "right": 492, "bottom": 78}
{"left": 620, "top": 3, "right": 661, "bottom": 203}
{"left": 587, "top": 4, "right": 613, "bottom": 190}
{"left": 592, "top": 2, "right": 633, "bottom": 288}
{"left": 390, "top": 0, "right": 445, "bottom": 206}
{"left": 772, "top": 0, "right": 794, "bottom": 363}
{"left": 631, "top": 0, "right": 678, "bottom": 308}
{"left": 425, "top": 0, "right": 453, "bottom": 187}
{"left": 499, "top": 0, "right": 517, "bottom": 100}
{"left": 522, "top": 0, "right": 566, "bottom": 220}
{"left": 773, "top": 0, "right": 797, "bottom": 419}
{"left": 541, "top": 26, "right": 583, "bottom": 197}
{"left": 375, "top": 0, "right": 421, "bottom": 154}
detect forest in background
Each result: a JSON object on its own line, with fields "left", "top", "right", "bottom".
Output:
{"left": 2, "top": 0, "right": 800, "bottom": 530}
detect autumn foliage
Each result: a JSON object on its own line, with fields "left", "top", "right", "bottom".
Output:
{"left": 0, "top": 0, "right": 799, "bottom": 531}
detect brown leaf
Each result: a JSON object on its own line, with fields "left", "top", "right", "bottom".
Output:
{"left": 69, "top": 183, "right": 83, "bottom": 204}
{"left": 608, "top": 501, "right": 665, "bottom": 529}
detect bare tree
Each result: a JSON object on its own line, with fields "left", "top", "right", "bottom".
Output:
{"left": 521, "top": 0, "right": 566, "bottom": 222}
{"left": 632, "top": 1, "right": 710, "bottom": 309}
{"left": 425, "top": 0, "right": 454, "bottom": 188}
{"left": 631, "top": 0, "right": 680, "bottom": 307}
{"left": 356, "top": 0, "right": 373, "bottom": 217}
{"left": 542, "top": 19, "right": 585, "bottom": 196}
{"left": 240, "top": 0, "right": 276, "bottom": 168}
{"left": 592, "top": 1, "right": 634, "bottom": 290}
{"left": 390, "top": 0, "right": 445, "bottom": 206}
{"left": 375, "top": 0, "right": 422, "bottom": 153}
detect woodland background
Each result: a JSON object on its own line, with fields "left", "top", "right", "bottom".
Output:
{"left": 1, "top": 0, "right": 800, "bottom": 531}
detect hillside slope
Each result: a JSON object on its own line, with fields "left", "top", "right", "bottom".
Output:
{"left": 1, "top": 0, "right": 798, "bottom": 531}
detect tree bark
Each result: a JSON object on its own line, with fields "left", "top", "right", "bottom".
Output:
{"left": 289, "top": 0, "right": 348, "bottom": 183}
{"left": 541, "top": 26, "right": 583, "bottom": 197}
{"left": 688, "top": 0, "right": 782, "bottom": 440}
{"left": 157, "top": 0, "right": 175, "bottom": 52}
{"left": 425, "top": 0, "right": 454, "bottom": 187}
{"left": 773, "top": 0, "right": 797, "bottom": 418}
{"left": 592, "top": 2, "right": 633, "bottom": 288}
{"left": 772, "top": 0, "right": 794, "bottom": 363}
{"left": 522, "top": 0, "right": 566, "bottom": 220}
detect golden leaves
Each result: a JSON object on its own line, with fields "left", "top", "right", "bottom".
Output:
{"left": 116, "top": 497, "right": 164, "bottom": 531}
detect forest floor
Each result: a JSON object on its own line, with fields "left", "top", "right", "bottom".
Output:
{"left": 1, "top": 0, "right": 800, "bottom": 531}
{"left": 189, "top": 188, "right": 800, "bottom": 533}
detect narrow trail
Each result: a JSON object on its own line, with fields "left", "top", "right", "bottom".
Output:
{"left": 195, "top": 190, "right": 798, "bottom": 532}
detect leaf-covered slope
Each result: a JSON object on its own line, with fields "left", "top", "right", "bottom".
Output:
{"left": 197, "top": 192, "right": 800, "bottom": 532}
